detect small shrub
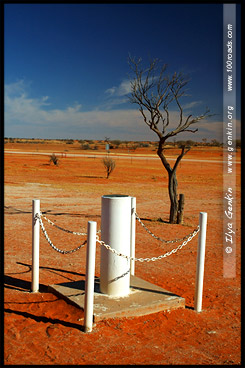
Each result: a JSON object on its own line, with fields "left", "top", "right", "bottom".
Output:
{"left": 102, "top": 157, "right": 116, "bottom": 179}
{"left": 139, "top": 142, "right": 149, "bottom": 148}
{"left": 210, "top": 139, "right": 221, "bottom": 147}
{"left": 185, "top": 140, "right": 195, "bottom": 146}
{"left": 129, "top": 143, "right": 139, "bottom": 151}
{"left": 81, "top": 143, "right": 90, "bottom": 150}
{"left": 111, "top": 140, "right": 121, "bottom": 148}
{"left": 49, "top": 153, "right": 59, "bottom": 166}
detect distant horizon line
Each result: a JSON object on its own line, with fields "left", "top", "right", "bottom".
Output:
{"left": 4, "top": 137, "right": 237, "bottom": 145}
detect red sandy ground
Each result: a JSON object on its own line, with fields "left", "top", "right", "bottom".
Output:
{"left": 4, "top": 143, "right": 241, "bottom": 365}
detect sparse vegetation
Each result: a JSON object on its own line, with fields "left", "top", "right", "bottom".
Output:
{"left": 210, "top": 139, "right": 222, "bottom": 147}
{"left": 49, "top": 153, "right": 59, "bottom": 166}
{"left": 139, "top": 142, "right": 150, "bottom": 148}
{"left": 102, "top": 156, "right": 116, "bottom": 179}
{"left": 5, "top": 137, "right": 228, "bottom": 154}
{"left": 128, "top": 143, "right": 139, "bottom": 151}
{"left": 111, "top": 140, "right": 121, "bottom": 148}
{"left": 81, "top": 143, "right": 91, "bottom": 150}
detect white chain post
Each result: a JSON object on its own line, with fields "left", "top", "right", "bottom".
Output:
{"left": 32, "top": 199, "right": 40, "bottom": 292}
{"left": 194, "top": 212, "right": 208, "bottom": 312}
{"left": 130, "top": 197, "right": 136, "bottom": 275}
{"left": 84, "top": 221, "right": 97, "bottom": 333}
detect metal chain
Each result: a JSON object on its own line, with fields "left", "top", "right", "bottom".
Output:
{"left": 36, "top": 210, "right": 200, "bottom": 259}
{"left": 40, "top": 212, "right": 101, "bottom": 235}
{"left": 96, "top": 226, "right": 199, "bottom": 262}
{"left": 39, "top": 212, "right": 87, "bottom": 235}
{"left": 135, "top": 212, "right": 199, "bottom": 244}
{"left": 37, "top": 214, "right": 86, "bottom": 254}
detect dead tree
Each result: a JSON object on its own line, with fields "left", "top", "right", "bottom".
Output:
{"left": 128, "top": 56, "right": 212, "bottom": 223}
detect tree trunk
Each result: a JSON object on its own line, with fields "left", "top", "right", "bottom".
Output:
{"left": 168, "top": 170, "right": 178, "bottom": 223}
{"left": 158, "top": 142, "right": 188, "bottom": 224}
{"left": 177, "top": 194, "right": 185, "bottom": 224}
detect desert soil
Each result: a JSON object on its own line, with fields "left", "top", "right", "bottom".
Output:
{"left": 4, "top": 143, "right": 241, "bottom": 365}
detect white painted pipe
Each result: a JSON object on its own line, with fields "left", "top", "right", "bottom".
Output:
{"left": 194, "top": 212, "right": 207, "bottom": 312}
{"left": 84, "top": 221, "right": 97, "bottom": 333}
{"left": 100, "top": 195, "right": 131, "bottom": 297}
{"left": 32, "top": 199, "right": 40, "bottom": 293}
{"left": 130, "top": 197, "right": 136, "bottom": 275}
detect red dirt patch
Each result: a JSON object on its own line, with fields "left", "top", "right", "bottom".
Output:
{"left": 4, "top": 143, "right": 241, "bottom": 365}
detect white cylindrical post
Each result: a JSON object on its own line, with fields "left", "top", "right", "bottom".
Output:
{"left": 100, "top": 195, "right": 131, "bottom": 297}
{"left": 32, "top": 199, "right": 40, "bottom": 293}
{"left": 84, "top": 221, "right": 97, "bottom": 333}
{"left": 130, "top": 197, "right": 136, "bottom": 275}
{"left": 194, "top": 212, "right": 207, "bottom": 312}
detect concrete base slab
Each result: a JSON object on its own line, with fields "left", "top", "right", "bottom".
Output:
{"left": 48, "top": 275, "right": 185, "bottom": 322}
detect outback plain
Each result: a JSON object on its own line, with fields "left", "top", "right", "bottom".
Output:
{"left": 4, "top": 139, "right": 241, "bottom": 365}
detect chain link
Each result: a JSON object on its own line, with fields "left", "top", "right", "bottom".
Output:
{"left": 36, "top": 214, "right": 86, "bottom": 254}
{"left": 40, "top": 212, "right": 87, "bottom": 236}
{"left": 36, "top": 210, "right": 200, "bottom": 261}
{"left": 135, "top": 212, "right": 199, "bottom": 244}
{"left": 40, "top": 212, "right": 101, "bottom": 235}
{"left": 96, "top": 226, "right": 199, "bottom": 262}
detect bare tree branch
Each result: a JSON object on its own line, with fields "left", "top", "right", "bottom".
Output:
{"left": 173, "top": 146, "right": 190, "bottom": 172}
{"left": 128, "top": 56, "right": 214, "bottom": 223}
{"left": 128, "top": 57, "right": 214, "bottom": 142}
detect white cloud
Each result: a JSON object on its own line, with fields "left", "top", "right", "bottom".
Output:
{"left": 4, "top": 80, "right": 147, "bottom": 139}
{"left": 42, "top": 96, "right": 50, "bottom": 103}
{"left": 5, "top": 79, "right": 26, "bottom": 95}
{"left": 183, "top": 100, "right": 203, "bottom": 110}
{"left": 105, "top": 86, "right": 116, "bottom": 95}
{"left": 116, "top": 80, "right": 132, "bottom": 96}
{"left": 105, "top": 80, "right": 131, "bottom": 97}
{"left": 103, "top": 79, "right": 132, "bottom": 109}
{"left": 5, "top": 79, "right": 239, "bottom": 142}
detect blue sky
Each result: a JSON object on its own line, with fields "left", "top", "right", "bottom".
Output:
{"left": 4, "top": 3, "right": 241, "bottom": 141}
